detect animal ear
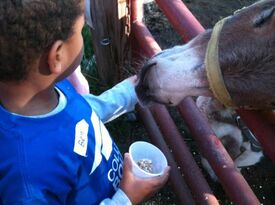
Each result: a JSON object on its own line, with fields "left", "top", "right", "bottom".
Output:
{"left": 253, "top": 6, "right": 275, "bottom": 27}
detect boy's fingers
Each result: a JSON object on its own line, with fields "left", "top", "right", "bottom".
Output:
{"left": 158, "top": 166, "right": 170, "bottom": 179}
{"left": 128, "top": 75, "right": 138, "bottom": 85}
{"left": 150, "top": 166, "right": 171, "bottom": 186}
{"left": 123, "top": 153, "right": 133, "bottom": 176}
{"left": 163, "top": 166, "right": 171, "bottom": 173}
{"left": 123, "top": 153, "right": 170, "bottom": 185}
{"left": 159, "top": 166, "right": 171, "bottom": 183}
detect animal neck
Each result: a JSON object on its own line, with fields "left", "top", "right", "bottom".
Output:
{"left": 180, "top": 30, "right": 214, "bottom": 98}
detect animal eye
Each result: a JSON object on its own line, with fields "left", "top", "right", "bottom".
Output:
{"left": 253, "top": 6, "right": 275, "bottom": 27}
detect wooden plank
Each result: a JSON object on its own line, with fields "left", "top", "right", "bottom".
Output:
{"left": 89, "top": 0, "right": 131, "bottom": 85}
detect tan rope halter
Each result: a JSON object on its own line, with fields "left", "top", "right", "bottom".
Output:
{"left": 205, "top": 17, "right": 236, "bottom": 107}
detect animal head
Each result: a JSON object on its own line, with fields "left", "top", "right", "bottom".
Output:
{"left": 136, "top": 0, "right": 275, "bottom": 109}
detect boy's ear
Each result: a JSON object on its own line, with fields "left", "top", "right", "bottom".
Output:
{"left": 47, "top": 40, "right": 64, "bottom": 74}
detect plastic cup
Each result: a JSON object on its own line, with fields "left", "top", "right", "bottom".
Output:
{"left": 129, "top": 141, "right": 168, "bottom": 178}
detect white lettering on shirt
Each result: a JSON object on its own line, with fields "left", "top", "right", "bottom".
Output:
{"left": 90, "top": 112, "right": 113, "bottom": 174}
{"left": 107, "top": 145, "right": 123, "bottom": 190}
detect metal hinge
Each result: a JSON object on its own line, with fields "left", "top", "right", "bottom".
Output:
{"left": 235, "top": 115, "right": 262, "bottom": 152}
{"left": 125, "top": 0, "right": 131, "bottom": 36}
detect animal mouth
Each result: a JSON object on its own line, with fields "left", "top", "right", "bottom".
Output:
{"left": 168, "top": 100, "right": 173, "bottom": 105}
{"left": 135, "top": 62, "right": 157, "bottom": 106}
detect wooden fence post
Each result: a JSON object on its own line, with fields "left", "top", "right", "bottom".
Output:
{"left": 89, "top": 0, "right": 131, "bottom": 86}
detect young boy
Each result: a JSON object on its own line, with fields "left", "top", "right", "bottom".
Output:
{"left": 0, "top": 0, "right": 169, "bottom": 204}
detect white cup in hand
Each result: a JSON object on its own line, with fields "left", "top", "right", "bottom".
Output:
{"left": 129, "top": 141, "right": 168, "bottom": 178}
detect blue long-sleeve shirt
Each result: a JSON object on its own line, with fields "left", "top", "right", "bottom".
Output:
{"left": 83, "top": 79, "right": 137, "bottom": 123}
{"left": 0, "top": 79, "right": 136, "bottom": 205}
{"left": 84, "top": 79, "right": 136, "bottom": 205}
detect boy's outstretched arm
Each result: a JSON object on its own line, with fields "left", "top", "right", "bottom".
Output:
{"left": 83, "top": 75, "right": 138, "bottom": 123}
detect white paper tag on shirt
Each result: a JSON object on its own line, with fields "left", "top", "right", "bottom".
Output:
{"left": 74, "top": 119, "right": 89, "bottom": 157}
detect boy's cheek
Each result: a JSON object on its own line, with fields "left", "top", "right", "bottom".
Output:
{"left": 69, "top": 46, "right": 84, "bottom": 72}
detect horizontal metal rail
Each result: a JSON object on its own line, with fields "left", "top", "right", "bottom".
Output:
{"left": 136, "top": 106, "right": 196, "bottom": 205}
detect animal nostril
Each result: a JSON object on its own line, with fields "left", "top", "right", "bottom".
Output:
{"left": 135, "top": 83, "right": 151, "bottom": 101}
{"left": 138, "top": 62, "right": 157, "bottom": 85}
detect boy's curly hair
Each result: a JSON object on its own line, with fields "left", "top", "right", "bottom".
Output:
{"left": 0, "top": 0, "right": 83, "bottom": 81}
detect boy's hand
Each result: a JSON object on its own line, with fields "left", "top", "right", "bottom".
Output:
{"left": 120, "top": 153, "right": 170, "bottom": 205}
{"left": 127, "top": 75, "right": 138, "bottom": 86}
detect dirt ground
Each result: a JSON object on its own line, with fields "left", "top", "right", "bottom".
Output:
{"left": 144, "top": 0, "right": 258, "bottom": 49}
{"left": 112, "top": 0, "right": 275, "bottom": 205}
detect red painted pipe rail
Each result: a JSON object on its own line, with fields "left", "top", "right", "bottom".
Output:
{"left": 178, "top": 98, "right": 260, "bottom": 205}
{"left": 132, "top": 1, "right": 219, "bottom": 205}
{"left": 136, "top": 106, "right": 196, "bottom": 205}
{"left": 132, "top": 31, "right": 219, "bottom": 205}
{"left": 155, "top": 0, "right": 204, "bottom": 41}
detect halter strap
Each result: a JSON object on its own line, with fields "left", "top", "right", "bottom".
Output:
{"left": 205, "top": 17, "right": 236, "bottom": 107}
